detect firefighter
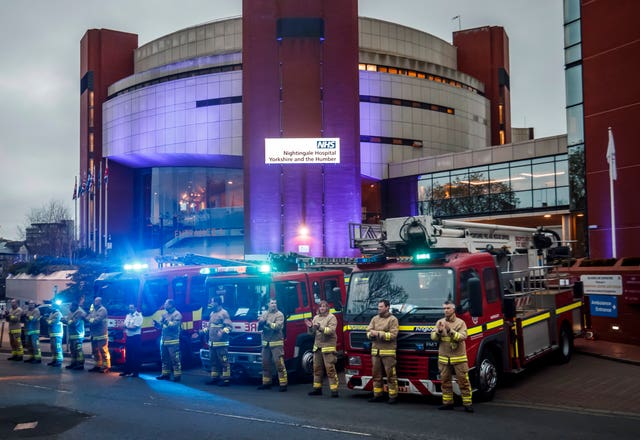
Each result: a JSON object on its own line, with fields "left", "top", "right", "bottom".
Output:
{"left": 205, "top": 295, "right": 233, "bottom": 386}
{"left": 257, "top": 299, "right": 287, "bottom": 391}
{"left": 154, "top": 299, "right": 182, "bottom": 382}
{"left": 367, "top": 299, "right": 399, "bottom": 404}
{"left": 64, "top": 301, "right": 86, "bottom": 370}
{"left": 47, "top": 302, "right": 64, "bottom": 367}
{"left": 431, "top": 300, "right": 473, "bottom": 413}
{"left": 87, "top": 297, "right": 111, "bottom": 373}
{"left": 23, "top": 301, "right": 41, "bottom": 363}
{"left": 305, "top": 300, "right": 339, "bottom": 397}
{"left": 5, "top": 299, "right": 24, "bottom": 361}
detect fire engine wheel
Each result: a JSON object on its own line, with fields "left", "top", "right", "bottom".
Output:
{"left": 296, "top": 342, "right": 314, "bottom": 380}
{"left": 475, "top": 351, "right": 498, "bottom": 401}
{"left": 555, "top": 324, "right": 573, "bottom": 364}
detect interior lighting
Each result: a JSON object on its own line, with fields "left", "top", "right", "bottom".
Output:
{"left": 298, "top": 225, "right": 309, "bottom": 237}
{"left": 611, "top": 325, "right": 620, "bottom": 331}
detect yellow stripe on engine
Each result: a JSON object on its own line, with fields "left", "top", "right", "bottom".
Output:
{"left": 522, "top": 312, "right": 551, "bottom": 327}
{"left": 556, "top": 301, "right": 582, "bottom": 315}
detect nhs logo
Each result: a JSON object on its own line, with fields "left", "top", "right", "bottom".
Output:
{"left": 316, "top": 140, "right": 337, "bottom": 149}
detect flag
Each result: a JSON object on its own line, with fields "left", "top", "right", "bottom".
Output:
{"left": 104, "top": 163, "right": 109, "bottom": 186}
{"left": 79, "top": 179, "right": 86, "bottom": 197}
{"left": 96, "top": 168, "right": 101, "bottom": 189}
{"left": 86, "top": 171, "right": 93, "bottom": 193}
{"left": 72, "top": 177, "right": 78, "bottom": 200}
{"left": 606, "top": 127, "right": 617, "bottom": 181}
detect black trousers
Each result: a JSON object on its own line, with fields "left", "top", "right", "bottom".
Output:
{"left": 124, "top": 334, "right": 142, "bottom": 374}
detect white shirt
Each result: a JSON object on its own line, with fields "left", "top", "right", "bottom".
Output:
{"left": 124, "top": 311, "right": 143, "bottom": 337}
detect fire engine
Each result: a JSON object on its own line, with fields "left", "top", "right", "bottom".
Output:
{"left": 95, "top": 263, "right": 215, "bottom": 366}
{"left": 340, "top": 215, "right": 583, "bottom": 401}
{"left": 199, "top": 261, "right": 347, "bottom": 380}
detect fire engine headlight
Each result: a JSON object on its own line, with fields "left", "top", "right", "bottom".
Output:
{"left": 348, "top": 356, "right": 362, "bottom": 366}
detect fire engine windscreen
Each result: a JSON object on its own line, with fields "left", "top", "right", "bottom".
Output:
{"left": 94, "top": 277, "right": 141, "bottom": 316}
{"left": 205, "top": 280, "right": 270, "bottom": 319}
{"left": 345, "top": 268, "right": 454, "bottom": 321}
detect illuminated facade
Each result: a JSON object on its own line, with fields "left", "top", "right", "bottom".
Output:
{"left": 80, "top": 2, "right": 522, "bottom": 258}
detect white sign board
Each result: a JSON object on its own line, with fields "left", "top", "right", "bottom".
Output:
{"left": 580, "top": 274, "right": 623, "bottom": 295}
{"left": 265, "top": 138, "right": 340, "bottom": 164}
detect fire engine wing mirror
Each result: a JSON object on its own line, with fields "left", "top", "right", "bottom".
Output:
{"left": 468, "top": 277, "right": 483, "bottom": 317}
{"left": 329, "top": 287, "right": 343, "bottom": 311}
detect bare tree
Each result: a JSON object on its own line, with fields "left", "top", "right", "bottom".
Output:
{"left": 24, "top": 199, "right": 74, "bottom": 259}
{"left": 27, "top": 200, "right": 70, "bottom": 224}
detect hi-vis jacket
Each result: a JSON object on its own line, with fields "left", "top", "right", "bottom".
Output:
{"left": 308, "top": 312, "right": 337, "bottom": 353}
{"left": 431, "top": 315, "right": 468, "bottom": 364}
{"left": 7, "top": 306, "right": 23, "bottom": 332}
{"left": 24, "top": 308, "right": 41, "bottom": 335}
{"left": 366, "top": 312, "right": 399, "bottom": 356}
{"left": 87, "top": 305, "right": 108, "bottom": 340}
{"left": 160, "top": 309, "right": 182, "bottom": 346}
{"left": 208, "top": 308, "right": 233, "bottom": 347}
{"left": 66, "top": 307, "right": 87, "bottom": 340}
{"left": 259, "top": 310, "right": 284, "bottom": 347}
{"left": 48, "top": 310, "right": 63, "bottom": 338}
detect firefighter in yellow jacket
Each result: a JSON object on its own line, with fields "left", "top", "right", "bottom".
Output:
{"left": 257, "top": 299, "right": 287, "bottom": 391}
{"left": 205, "top": 295, "right": 233, "bottom": 386}
{"left": 6, "top": 299, "right": 24, "bottom": 361}
{"left": 155, "top": 299, "right": 183, "bottom": 382}
{"left": 367, "top": 299, "right": 399, "bottom": 404}
{"left": 23, "top": 301, "right": 41, "bottom": 363}
{"left": 87, "top": 297, "right": 110, "bottom": 373}
{"left": 431, "top": 300, "right": 473, "bottom": 412}
{"left": 305, "top": 300, "right": 339, "bottom": 397}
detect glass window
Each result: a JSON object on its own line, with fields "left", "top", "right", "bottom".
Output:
{"left": 510, "top": 165, "right": 532, "bottom": 191}
{"left": 556, "top": 159, "right": 569, "bottom": 186}
{"left": 483, "top": 268, "right": 500, "bottom": 303}
{"left": 459, "top": 269, "right": 479, "bottom": 313}
{"left": 514, "top": 190, "right": 533, "bottom": 209}
{"left": 567, "top": 104, "right": 584, "bottom": 146}
{"left": 533, "top": 188, "right": 556, "bottom": 208}
{"left": 142, "top": 278, "right": 169, "bottom": 316}
{"left": 564, "top": 20, "right": 581, "bottom": 47}
{"left": 489, "top": 167, "right": 510, "bottom": 194}
{"left": 189, "top": 275, "right": 207, "bottom": 310}
{"left": 563, "top": 0, "right": 580, "bottom": 24}
{"left": 531, "top": 162, "right": 556, "bottom": 189}
{"left": 565, "top": 65, "right": 583, "bottom": 107}
{"left": 172, "top": 276, "right": 188, "bottom": 309}
{"left": 557, "top": 186, "right": 570, "bottom": 206}
{"left": 565, "top": 43, "right": 581, "bottom": 64}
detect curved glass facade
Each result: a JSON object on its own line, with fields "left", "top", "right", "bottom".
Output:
{"left": 417, "top": 154, "right": 569, "bottom": 217}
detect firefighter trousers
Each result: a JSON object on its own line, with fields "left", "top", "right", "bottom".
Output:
{"left": 91, "top": 338, "right": 110, "bottom": 368}
{"left": 69, "top": 337, "right": 84, "bottom": 365}
{"left": 50, "top": 336, "right": 63, "bottom": 362}
{"left": 261, "top": 344, "right": 287, "bottom": 386}
{"left": 161, "top": 342, "right": 182, "bottom": 378}
{"left": 26, "top": 333, "right": 41, "bottom": 360}
{"left": 372, "top": 355, "right": 398, "bottom": 398}
{"left": 209, "top": 346, "right": 230, "bottom": 382}
{"left": 439, "top": 361, "right": 472, "bottom": 406}
{"left": 312, "top": 349, "right": 338, "bottom": 391}
{"left": 9, "top": 329, "right": 24, "bottom": 356}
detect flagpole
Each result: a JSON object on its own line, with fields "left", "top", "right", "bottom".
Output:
{"left": 608, "top": 127, "right": 617, "bottom": 258}
{"left": 74, "top": 176, "right": 78, "bottom": 242}
{"left": 98, "top": 161, "right": 103, "bottom": 255}
{"left": 104, "top": 158, "right": 109, "bottom": 256}
{"left": 92, "top": 164, "right": 97, "bottom": 253}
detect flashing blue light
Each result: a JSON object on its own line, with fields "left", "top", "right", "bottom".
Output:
{"left": 258, "top": 264, "right": 272, "bottom": 274}
{"left": 54, "top": 299, "right": 63, "bottom": 306}
{"left": 356, "top": 254, "right": 387, "bottom": 265}
{"left": 200, "top": 267, "right": 213, "bottom": 275}
{"left": 413, "top": 252, "right": 431, "bottom": 263}
{"left": 123, "top": 263, "right": 149, "bottom": 272}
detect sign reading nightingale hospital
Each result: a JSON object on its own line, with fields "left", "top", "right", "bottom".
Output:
{"left": 265, "top": 138, "right": 340, "bottom": 164}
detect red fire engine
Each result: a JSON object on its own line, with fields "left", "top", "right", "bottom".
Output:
{"left": 95, "top": 264, "right": 213, "bottom": 366}
{"left": 199, "top": 261, "right": 347, "bottom": 380}
{"left": 341, "top": 216, "right": 583, "bottom": 401}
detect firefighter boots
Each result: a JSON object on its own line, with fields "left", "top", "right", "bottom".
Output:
{"left": 308, "top": 388, "right": 322, "bottom": 396}
{"left": 279, "top": 385, "right": 287, "bottom": 392}
{"left": 156, "top": 375, "right": 171, "bottom": 380}
{"left": 464, "top": 405, "right": 474, "bottom": 413}
{"left": 387, "top": 398, "right": 397, "bottom": 405}
{"left": 331, "top": 391, "right": 339, "bottom": 398}
{"left": 368, "top": 395, "right": 386, "bottom": 403}
{"left": 438, "top": 404, "right": 454, "bottom": 410}
{"left": 257, "top": 384, "right": 272, "bottom": 390}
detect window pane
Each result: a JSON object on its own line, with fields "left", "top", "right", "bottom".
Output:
{"left": 531, "top": 162, "right": 556, "bottom": 189}
{"left": 565, "top": 65, "right": 582, "bottom": 106}
{"left": 564, "top": 0, "right": 580, "bottom": 23}
{"left": 566, "top": 104, "right": 584, "bottom": 146}
{"left": 514, "top": 190, "right": 532, "bottom": 209}
{"left": 565, "top": 43, "right": 581, "bottom": 64}
{"left": 510, "top": 165, "right": 532, "bottom": 191}
{"left": 533, "top": 188, "right": 555, "bottom": 208}
{"left": 564, "top": 20, "right": 581, "bottom": 47}
{"left": 556, "top": 159, "right": 569, "bottom": 186}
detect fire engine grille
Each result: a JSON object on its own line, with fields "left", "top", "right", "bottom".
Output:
{"left": 229, "top": 332, "right": 262, "bottom": 351}
{"left": 397, "top": 333, "right": 439, "bottom": 351}
{"left": 349, "top": 331, "right": 368, "bottom": 349}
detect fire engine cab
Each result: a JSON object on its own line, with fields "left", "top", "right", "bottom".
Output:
{"left": 342, "top": 215, "right": 583, "bottom": 401}
{"left": 199, "top": 261, "right": 347, "bottom": 380}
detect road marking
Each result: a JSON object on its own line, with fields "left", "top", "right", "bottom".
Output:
{"left": 15, "top": 382, "right": 72, "bottom": 394}
{"left": 14, "top": 421, "right": 38, "bottom": 431}
{"left": 489, "top": 400, "right": 640, "bottom": 421}
{"left": 183, "top": 407, "right": 371, "bottom": 437}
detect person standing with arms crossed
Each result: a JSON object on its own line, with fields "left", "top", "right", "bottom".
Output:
{"left": 205, "top": 296, "right": 233, "bottom": 386}
{"left": 256, "top": 299, "right": 287, "bottom": 392}
{"left": 367, "top": 299, "right": 399, "bottom": 404}
{"left": 65, "top": 301, "right": 86, "bottom": 370}
{"left": 23, "top": 301, "right": 41, "bottom": 363}
{"left": 154, "top": 299, "right": 182, "bottom": 382}
{"left": 120, "top": 304, "right": 143, "bottom": 377}
{"left": 431, "top": 300, "right": 473, "bottom": 412}
{"left": 87, "top": 297, "right": 110, "bottom": 373}
{"left": 305, "top": 300, "right": 339, "bottom": 397}
{"left": 6, "top": 299, "right": 24, "bottom": 361}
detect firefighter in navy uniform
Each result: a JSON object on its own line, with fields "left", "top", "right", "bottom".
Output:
{"left": 6, "top": 299, "right": 24, "bottom": 361}
{"left": 257, "top": 299, "right": 288, "bottom": 391}
{"left": 155, "top": 299, "right": 183, "bottom": 382}
{"left": 205, "top": 295, "right": 233, "bottom": 386}
{"left": 23, "top": 301, "right": 41, "bottom": 363}
{"left": 64, "top": 301, "right": 86, "bottom": 370}
{"left": 47, "top": 303, "right": 64, "bottom": 367}
{"left": 367, "top": 299, "right": 399, "bottom": 404}
{"left": 87, "top": 297, "right": 111, "bottom": 373}
{"left": 431, "top": 300, "right": 473, "bottom": 413}
{"left": 305, "top": 300, "right": 339, "bottom": 397}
